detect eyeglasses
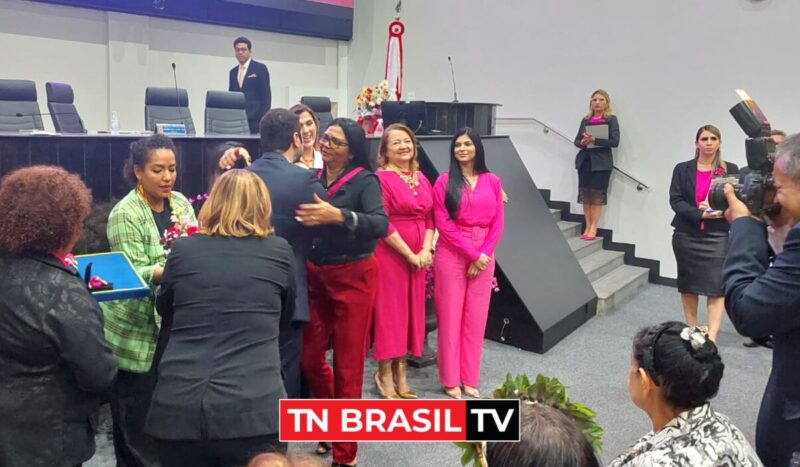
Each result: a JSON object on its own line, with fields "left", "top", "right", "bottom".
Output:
{"left": 321, "top": 134, "right": 349, "bottom": 148}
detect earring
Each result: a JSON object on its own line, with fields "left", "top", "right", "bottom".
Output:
{"left": 136, "top": 180, "right": 146, "bottom": 198}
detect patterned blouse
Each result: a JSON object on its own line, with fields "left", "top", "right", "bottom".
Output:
{"left": 608, "top": 403, "right": 762, "bottom": 467}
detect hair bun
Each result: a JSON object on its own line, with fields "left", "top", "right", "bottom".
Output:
{"left": 691, "top": 340, "right": 719, "bottom": 362}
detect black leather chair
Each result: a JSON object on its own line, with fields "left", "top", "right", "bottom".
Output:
{"left": 144, "top": 86, "right": 195, "bottom": 134}
{"left": 300, "top": 96, "right": 334, "bottom": 131}
{"left": 380, "top": 100, "right": 429, "bottom": 134}
{"left": 204, "top": 91, "right": 249, "bottom": 135}
{"left": 0, "top": 79, "right": 44, "bottom": 132}
{"left": 45, "top": 82, "right": 85, "bottom": 133}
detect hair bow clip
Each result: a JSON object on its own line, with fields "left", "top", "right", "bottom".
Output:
{"left": 680, "top": 326, "right": 707, "bottom": 350}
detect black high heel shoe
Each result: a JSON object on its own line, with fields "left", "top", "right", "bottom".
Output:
{"left": 315, "top": 441, "right": 332, "bottom": 455}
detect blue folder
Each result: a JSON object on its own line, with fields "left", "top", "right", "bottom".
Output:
{"left": 74, "top": 252, "right": 151, "bottom": 302}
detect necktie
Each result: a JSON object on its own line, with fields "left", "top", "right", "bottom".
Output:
{"left": 238, "top": 65, "right": 246, "bottom": 88}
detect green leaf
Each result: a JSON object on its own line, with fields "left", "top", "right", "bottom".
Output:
{"left": 459, "top": 443, "right": 476, "bottom": 465}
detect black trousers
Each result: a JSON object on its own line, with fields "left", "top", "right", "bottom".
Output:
{"left": 110, "top": 369, "right": 161, "bottom": 467}
{"left": 756, "top": 371, "right": 800, "bottom": 467}
{"left": 155, "top": 435, "right": 285, "bottom": 467}
{"left": 279, "top": 321, "right": 308, "bottom": 399}
{"left": 248, "top": 118, "right": 259, "bottom": 134}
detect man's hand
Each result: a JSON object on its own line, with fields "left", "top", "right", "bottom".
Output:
{"left": 723, "top": 184, "right": 754, "bottom": 223}
{"left": 218, "top": 147, "right": 251, "bottom": 170}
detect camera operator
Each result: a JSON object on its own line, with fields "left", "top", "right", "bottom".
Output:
{"left": 722, "top": 132, "right": 800, "bottom": 467}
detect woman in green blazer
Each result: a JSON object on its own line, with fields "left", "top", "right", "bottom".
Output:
{"left": 102, "top": 134, "right": 196, "bottom": 467}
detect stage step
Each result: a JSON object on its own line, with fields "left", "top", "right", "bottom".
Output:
{"left": 558, "top": 220, "right": 582, "bottom": 238}
{"left": 580, "top": 249, "right": 626, "bottom": 282}
{"left": 592, "top": 264, "right": 650, "bottom": 315}
{"left": 554, "top": 206, "right": 649, "bottom": 316}
{"left": 567, "top": 236, "right": 603, "bottom": 259}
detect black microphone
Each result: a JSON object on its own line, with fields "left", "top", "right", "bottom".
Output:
{"left": 447, "top": 56, "right": 459, "bottom": 103}
{"left": 171, "top": 62, "right": 188, "bottom": 129}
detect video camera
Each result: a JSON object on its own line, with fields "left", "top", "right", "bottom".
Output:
{"left": 708, "top": 90, "right": 778, "bottom": 215}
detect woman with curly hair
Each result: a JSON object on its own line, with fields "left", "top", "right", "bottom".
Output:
{"left": 102, "top": 134, "right": 196, "bottom": 466}
{"left": 609, "top": 321, "right": 760, "bottom": 466}
{"left": 0, "top": 166, "right": 117, "bottom": 467}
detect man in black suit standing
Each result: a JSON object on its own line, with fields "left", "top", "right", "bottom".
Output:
{"left": 723, "top": 132, "right": 800, "bottom": 467}
{"left": 218, "top": 109, "right": 325, "bottom": 399}
{"left": 229, "top": 36, "right": 271, "bottom": 134}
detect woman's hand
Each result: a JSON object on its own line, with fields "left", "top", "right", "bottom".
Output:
{"left": 475, "top": 253, "right": 491, "bottom": 271}
{"left": 580, "top": 132, "right": 594, "bottom": 147}
{"left": 467, "top": 263, "right": 482, "bottom": 279}
{"left": 698, "top": 201, "right": 722, "bottom": 219}
{"left": 418, "top": 249, "right": 433, "bottom": 269}
{"left": 701, "top": 210, "right": 723, "bottom": 219}
{"left": 218, "top": 147, "right": 251, "bottom": 170}
{"left": 296, "top": 194, "right": 345, "bottom": 226}
{"left": 406, "top": 252, "right": 423, "bottom": 270}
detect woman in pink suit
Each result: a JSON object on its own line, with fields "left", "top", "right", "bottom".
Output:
{"left": 373, "top": 124, "right": 435, "bottom": 399}
{"left": 433, "top": 127, "right": 504, "bottom": 400}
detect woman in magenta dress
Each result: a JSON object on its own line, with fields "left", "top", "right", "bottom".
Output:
{"left": 433, "top": 127, "right": 504, "bottom": 400}
{"left": 373, "top": 123, "right": 434, "bottom": 399}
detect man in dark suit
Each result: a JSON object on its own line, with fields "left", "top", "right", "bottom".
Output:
{"left": 218, "top": 109, "right": 325, "bottom": 399}
{"left": 722, "top": 132, "right": 800, "bottom": 467}
{"left": 229, "top": 36, "right": 271, "bottom": 134}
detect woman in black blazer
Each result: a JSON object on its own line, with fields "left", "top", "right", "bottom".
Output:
{"left": 573, "top": 89, "right": 620, "bottom": 240}
{"left": 669, "top": 125, "right": 739, "bottom": 342}
{"left": 145, "top": 169, "right": 295, "bottom": 466}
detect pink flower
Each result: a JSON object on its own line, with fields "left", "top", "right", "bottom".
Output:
{"left": 714, "top": 167, "right": 725, "bottom": 177}
{"left": 186, "top": 225, "right": 198, "bottom": 236}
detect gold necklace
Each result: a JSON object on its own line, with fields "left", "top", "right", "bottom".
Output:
{"left": 386, "top": 163, "right": 419, "bottom": 196}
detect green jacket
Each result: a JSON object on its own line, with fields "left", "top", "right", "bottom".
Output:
{"left": 100, "top": 189, "right": 195, "bottom": 373}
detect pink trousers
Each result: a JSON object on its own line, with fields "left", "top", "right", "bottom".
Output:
{"left": 434, "top": 226, "right": 495, "bottom": 388}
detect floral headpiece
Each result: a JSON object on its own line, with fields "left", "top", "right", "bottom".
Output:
{"left": 454, "top": 374, "right": 602, "bottom": 466}
{"left": 680, "top": 325, "right": 709, "bottom": 351}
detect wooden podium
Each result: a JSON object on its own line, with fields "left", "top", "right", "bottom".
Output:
{"left": 424, "top": 102, "right": 500, "bottom": 135}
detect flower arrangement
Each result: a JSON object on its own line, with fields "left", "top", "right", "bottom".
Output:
{"left": 160, "top": 193, "right": 207, "bottom": 252}
{"left": 355, "top": 79, "right": 391, "bottom": 118}
{"left": 454, "top": 373, "right": 603, "bottom": 466}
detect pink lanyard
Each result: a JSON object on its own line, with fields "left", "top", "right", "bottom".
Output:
{"left": 318, "top": 167, "right": 364, "bottom": 197}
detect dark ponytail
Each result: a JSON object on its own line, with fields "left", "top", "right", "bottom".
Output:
{"left": 444, "top": 127, "right": 489, "bottom": 219}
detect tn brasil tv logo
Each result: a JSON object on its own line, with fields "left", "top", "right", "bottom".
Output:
{"left": 279, "top": 399, "right": 520, "bottom": 442}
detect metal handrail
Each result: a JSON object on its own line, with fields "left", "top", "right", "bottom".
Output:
{"left": 496, "top": 116, "right": 649, "bottom": 191}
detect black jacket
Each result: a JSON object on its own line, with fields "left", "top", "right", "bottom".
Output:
{"left": 229, "top": 59, "right": 271, "bottom": 122}
{"left": 247, "top": 152, "right": 327, "bottom": 323}
{"left": 573, "top": 115, "right": 620, "bottom": 172}
{"left": 669, "top": 159, "right": 740, "bottom": 234}
{"left": 308, "top": 165, "right": 389, "bottom": 264}
{"left": 0, "top": 252, "right": 117, "bottom": 467}
{"left": 145, "top": 234, "right": 295, "bottom": 440}
{"left": 723, "top": 219, "right": 800, "bottom": 464}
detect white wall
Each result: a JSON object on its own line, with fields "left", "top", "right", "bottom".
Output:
{"left": 348, "top": 0, "right": 800, "bottom": 278}
{"left": 0, "top": 0, "right": 343, "bottom": 134}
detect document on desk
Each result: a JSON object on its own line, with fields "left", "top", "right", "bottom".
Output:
{"left": 585, "top": 123, "right": 608, "bottom": 149}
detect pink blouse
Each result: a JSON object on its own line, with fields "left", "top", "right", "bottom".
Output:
{"left": 432, "top": 172, "right": 505, "bottom": 262}
{"left": 695, "top": 169, "right": 713, "bottom": 206}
